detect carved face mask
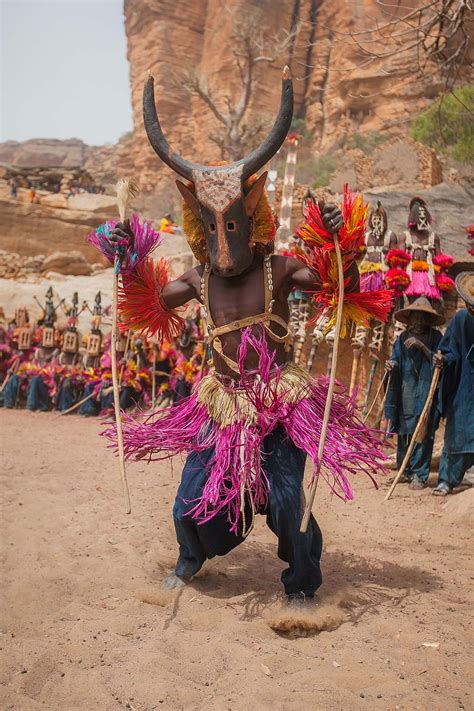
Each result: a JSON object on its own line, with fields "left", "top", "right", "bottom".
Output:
{"left": 368, "top": 201, "right": 387, "bottom": 240}
{"left": 371, "top": 214, "right": 384, "bottom": 238}
{"left": 142, "top": 68, "right": 293, "bottom": 277}
{"left": 409, "top": 198, "right": 431, "bottom": 232}
{"left": 417, "top": 206, "right": 429, "bottom": 231}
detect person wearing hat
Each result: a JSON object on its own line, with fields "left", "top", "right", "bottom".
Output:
{"left": 384, "top": 296, "right": 445, "bottom": 489}
{"left": 433, "top": 272, "right": 474, "bottom": 495}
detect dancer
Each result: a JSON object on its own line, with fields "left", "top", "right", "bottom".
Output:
{"left": 400, "top": 197, "right": 454, "bottom": 305}
{"left": 94, "top": 69, "right": 390, "bottom": 602}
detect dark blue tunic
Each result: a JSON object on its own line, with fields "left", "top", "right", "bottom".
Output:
{"left": 438, "top": 309, "right": 474, "bottom": 454}
{"left": 385, "top": 329, "right": 442, "bottom": 436}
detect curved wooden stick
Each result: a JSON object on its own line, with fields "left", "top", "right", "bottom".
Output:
{"left": 384, "top": 352, "right": 442, "bottom": 501}
{"left": 112, "top": 259, "right": 131, "bottom": 514}
{"left": 363, "top": 368, "right": 389, "bottom": 424}
{"left": 300, "top": 236, "right": 345, "bottom": 533}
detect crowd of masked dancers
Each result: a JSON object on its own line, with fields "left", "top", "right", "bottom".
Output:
{"left": 0, "top": 287, "right": 206, "bottom": 417}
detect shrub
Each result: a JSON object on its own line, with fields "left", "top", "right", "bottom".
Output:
{"left": 411, "top": 87, "right": 474, "bottom": 163}
{"left": 344, "top": 131, "right": 388, "bottom": 154}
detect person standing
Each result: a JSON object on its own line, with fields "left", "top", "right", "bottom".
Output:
{"left": 385, "top": 297, "right": 445, "bottom": 489}
{"left": 433, "top": 272, "right": 474, "bottom": 495}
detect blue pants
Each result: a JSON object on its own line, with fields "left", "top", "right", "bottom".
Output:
{"left": 396, "top": 434, "right": 434, "bottom": 482}
{"left": 1, "top": 373, "right": 20, "bottom": 408}
{"left": 79, "top": 383, "right": 100, "bottom": 416}
{"left": 438, "top": 449, "right": 474, "bottom": 487}
{"left": 56, "top": 379, "right": 79, "bottom": 411}
{"left": 173, "top": 426, "right": 323, "bottom": 596}
{"left": 26, "top": 375, "right": 50, "bottom": 412}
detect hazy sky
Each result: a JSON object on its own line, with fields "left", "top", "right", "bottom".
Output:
{"left": 0, "top": 0, "right": 133, "bottom": 145}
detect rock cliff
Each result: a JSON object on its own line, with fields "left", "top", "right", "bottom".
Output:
{"left": 119, "top": 0, "right": 454, "bottom": 191}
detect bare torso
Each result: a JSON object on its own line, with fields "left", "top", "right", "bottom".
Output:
{"left": 162, "top": 253, "right": 359, "bottom": 379}
{"left": 364, "top": 230, "right": 398, "bottom": 264}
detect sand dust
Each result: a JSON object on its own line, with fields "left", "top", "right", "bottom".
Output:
{"left": 0, "top": 410, "right": 472, "bottom": 710}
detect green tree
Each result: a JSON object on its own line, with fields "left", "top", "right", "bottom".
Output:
{"left": 411, "top": 87, "right": 474, "bottom": 162}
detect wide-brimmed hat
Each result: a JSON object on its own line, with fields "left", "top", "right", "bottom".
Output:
{"left": 395, "top": 296, "right": 445, "bottom": 326}
{"left": 455, "top": 271, "right": 474, "bottom": 306}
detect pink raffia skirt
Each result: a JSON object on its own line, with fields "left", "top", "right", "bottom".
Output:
{"left": 105, "top": 329, "right": 386, "bottom": 533}
{"left": 405, "top": 270, "right": 441, "bottom": 300}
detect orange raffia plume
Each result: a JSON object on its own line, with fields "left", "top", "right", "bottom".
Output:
{"left": 301, "top": 248, "right": 393, "bottom": 337}
{"left": 118, "top": 257, "right": 185, "bottom": 341}
{"left": 296, "top": 184, "right": 368, "bottom": 254}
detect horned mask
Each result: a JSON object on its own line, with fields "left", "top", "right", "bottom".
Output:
{"left": 143, "top": 67, "right": 294, "bottom": 277}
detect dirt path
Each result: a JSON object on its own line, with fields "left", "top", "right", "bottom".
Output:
{"left": 1, "top": 410, "right": 472, "bottom": 710}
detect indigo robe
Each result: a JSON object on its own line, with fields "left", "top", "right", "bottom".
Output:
{"left": 438, "top": 309, "right": 474, "bottom": 454}
{"left": 385, "top": 328, "right": 442, "bottom": 436}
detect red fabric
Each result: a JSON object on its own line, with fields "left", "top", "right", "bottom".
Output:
{"left": 119, "top": 258, "right": 185, "bottom": 341}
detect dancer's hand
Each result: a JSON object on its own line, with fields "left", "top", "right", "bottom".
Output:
{"left": 109, "top": 219, "right": 134, "bottom": 251}
{"left": 322, "top": 204, "right": 344, "bottom": 234}
{"left": 385, "top": 359, "right": 396, "bottom": 372}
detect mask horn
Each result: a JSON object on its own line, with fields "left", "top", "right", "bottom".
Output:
{"left": 143, "top": 67, "right": 293, "bottom": 180}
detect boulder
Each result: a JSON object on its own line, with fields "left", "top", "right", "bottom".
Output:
{"left": 40, "top": 250, "right": 92, "bottom": 276}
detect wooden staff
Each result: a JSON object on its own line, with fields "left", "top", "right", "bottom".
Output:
{"left": 362, "top": 354, "right": 379, "bottom": 417}
{"left": 363, "top": 367, "right": 391, "bottom": 424}
{"left": 349, "top": 348, "right": 362, "bottom": 396}
{"left": 384, "top": 351, "right": 442, "bottom": 501}
{"left": 119, "top": 329, "right": 132, "bottom": 385}
{"left": 0, "top": 357, "right": 20, "bottom": 393}
{"left": 57, "top": 386, "right": 113, "bottom": 417}
{"left": 111, "top": 178, "right": 139, "bottom": 514}
{"left": 151, "top": 336, "right": 157, "bottom": 408}
{"left": 300, "top": 236, "right": 345, "bottom": 533}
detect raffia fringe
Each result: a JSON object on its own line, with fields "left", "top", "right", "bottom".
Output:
{"left": 196, "top": 363, "right": 312, "bottom": 428}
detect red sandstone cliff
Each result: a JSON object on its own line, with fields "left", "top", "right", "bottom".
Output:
{"left": 119, "top": 0, "right": 457, "bottom": 192}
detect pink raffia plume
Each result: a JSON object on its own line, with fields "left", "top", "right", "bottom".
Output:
{"left": 87, "top": 213, "right": 162, "bottom": 275}
{"left": 433, "top": 252, "right": 454, "bottom": 270}
{"left": 119, "top": 257, "right": 185, "bottom": 341}
{"left": 102, "top": 326, "right": 387, "bottom": 534}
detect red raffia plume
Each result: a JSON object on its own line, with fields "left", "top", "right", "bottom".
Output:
{"left": 435, "top": 273, "right": 455, "bottom": 292}
{"left": 119, "top": 257, "right": 185, "bottom": 341}
{"left": 385, "top": 267, "right": 410, "bottom": 292}
{"left": 387, "top": 248, "right": 411, "bottom": 268}
{"left": 296, "top": 184, "right": 368, "bottom": 255}
{"left": 300, "top": 249, "right": 393, "bottom": 336}
{"left": 294, "top": 185, "right": 393, "bottom": 335}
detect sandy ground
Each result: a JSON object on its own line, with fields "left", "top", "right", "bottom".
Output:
{"left": 1, "top": 410, "right": 472, "bottom": 711}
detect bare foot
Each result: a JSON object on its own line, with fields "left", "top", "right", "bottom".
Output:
{"left": 161, "top": 573, "right": 191, "bottom": 589}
